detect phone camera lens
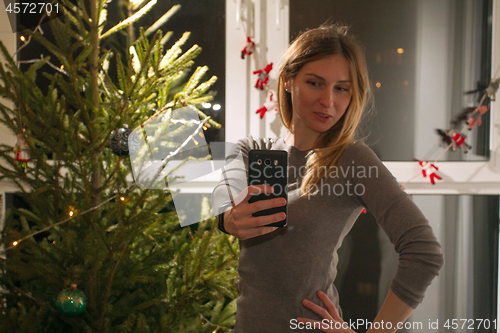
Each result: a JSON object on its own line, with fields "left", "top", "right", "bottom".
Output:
{"left": 265, "top": 159, "right": 271, "bottom": 165}
{"left": 257, "top": 159, "right": 262, "bottom": 165}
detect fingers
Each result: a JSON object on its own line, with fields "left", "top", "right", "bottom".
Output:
{"left": 225, "top": 206, "right": 281, "bottom": 240}
{"left": 298, "top": 293, "right": 351, "bottom": 332}
{"left": 225, "top": 184, "right": 286, "bottom": 240}
{"left": 318, "top": 291, "right": 342, "bottom": 322}
{"left": 301, "top": 299, "right": 334, "bottom": 321}
{"left": 235, "top": 184, "right": 287, "bottom": 228}
{"left": 242, "top": 211, "right": 286, "bottom": 228}
{"left": 242, "top": 184, "right": 276, "bottom": 203}
{"left": 248, "top": 197, "right": 287, "bottom": 216}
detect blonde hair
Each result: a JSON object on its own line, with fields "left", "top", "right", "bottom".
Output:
{"left": 276, "top": 23, "right": 371, "bottom": 197}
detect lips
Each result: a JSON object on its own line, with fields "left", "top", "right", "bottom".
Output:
{"left": 313, "top": 112, "right": 332, "bottom": 122}
{"left": 314, "top": 112, "right": 331, "bottom": 118}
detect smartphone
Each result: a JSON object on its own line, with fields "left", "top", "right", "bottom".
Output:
{"left": 247, "top": 150, "right": 288, "bottom": 227}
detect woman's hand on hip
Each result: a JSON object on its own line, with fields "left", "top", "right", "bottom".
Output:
{"left": 223, "top": 184, "right": 286, "bottom": 240}
{"left": 297, "top": 291, "right": 356, "bottom": 333}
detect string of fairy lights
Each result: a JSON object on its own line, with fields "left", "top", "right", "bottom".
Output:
{"left": 7, "top": 191, "right": 130, "bottom": 250}
{"left": 7, "top": 115, "right": 210, "bottom": 250}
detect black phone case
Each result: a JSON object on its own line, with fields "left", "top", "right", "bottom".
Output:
{"left": 247, "top": 150, "right": 288, "bottom": 227}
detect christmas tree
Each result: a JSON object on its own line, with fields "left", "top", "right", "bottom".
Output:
{"left": 0, "top": 0, "right": 239, "bottom": 332}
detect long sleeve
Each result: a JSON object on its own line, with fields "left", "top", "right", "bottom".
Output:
{"left": 211, "top": 140, "right": 247, "bottom": 216}
{"left": 211, "top": 136, "right": 276, "bottom": 216}
{"left": 339, "top": 141, "right": 444, "bottom": 308}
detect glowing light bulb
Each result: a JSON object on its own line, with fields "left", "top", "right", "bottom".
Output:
{"left": 202, "top": 102, "right": 211, "bottom": 109}
{"left": 20, "top": 36, "right": 25, "bottom": 42}
{"left": 397, "top": 48, "right": 404, "bottom": 54}
{"left": 120, "top": 197, "right": 125, "bottom": 201}
{"left": 69, "top": 211, "right": 74, "bottom": 217}
{"left": 12, "top": 241, "right": 18, "bottom": 246}
{"left": 199, "top": 132, "right": 204, "bottom": 138}
{"left": 60, "top": 65, "right": 64, "bottom": 70}
{"left": 375, "top": 82, "right": 381, "bottom": 88}
{"left": 193, "top": 139, "right": 199, "bottom": 145}
{"left": 212, "top": 104, "right": 221, "bottom": 111}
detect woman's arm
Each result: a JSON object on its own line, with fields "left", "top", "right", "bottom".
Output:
{"left": 365, "top": 289, "right": 413, "bottom": 333}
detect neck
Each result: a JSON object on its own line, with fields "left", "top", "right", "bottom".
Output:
{"left": 284, "top": 131, "right": 318, "bottom": 151}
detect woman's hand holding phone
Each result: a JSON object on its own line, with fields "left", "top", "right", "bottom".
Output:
{"left": 222, "top": 184, "right": 287, "bottom": 240}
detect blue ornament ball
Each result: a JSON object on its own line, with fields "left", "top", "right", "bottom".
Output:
{"left": 56, "top": 285, "right": 87, "bottom": 317}
{"left": 110, "top": 124, "right": 131, "bottom": 157}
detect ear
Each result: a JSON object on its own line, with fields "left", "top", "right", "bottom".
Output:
{"left": 283, "top": 76, "right": 291, "bottom": 92}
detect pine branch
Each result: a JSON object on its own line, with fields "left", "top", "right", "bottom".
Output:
{"left": 199, "top": 313, "right": 234, "bottom": 332}
{"left": 144, "top": 5, "right": 181, "bottom": 37}
{"left": 17, "top": 55, "right": 68, "bottom": 76}
{"left": 101, "top": 0, "right": 158, "bottom": 39}
{"left": 191, "top": 221, "right": 216, "bottom": 287}
{"left": 10, "top": 285, "right": 54, "bottom": 310}
{"left": 100, "top": 243, "right": 128, "bottom": 331}
{"left": 5, "top": 194, "right": 123, "bottom": 250}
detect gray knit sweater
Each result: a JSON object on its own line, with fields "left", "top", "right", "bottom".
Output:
{"left": 211, "top": 136, "right": 444, "bottom": 333}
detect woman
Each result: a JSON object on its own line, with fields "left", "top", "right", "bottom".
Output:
{"left": 212, "top": 23, "right": 444, "bottom": 332}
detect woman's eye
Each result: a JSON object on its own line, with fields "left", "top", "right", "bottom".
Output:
{"left": 336, "top": 87, "right": 348, "bottom": 92}
{"left": 307, "top": 81, "right": 319, "bottom": 87}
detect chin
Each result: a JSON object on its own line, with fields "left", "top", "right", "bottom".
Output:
{"left": 312, "top": 124, "right": 336, "bottom": 133}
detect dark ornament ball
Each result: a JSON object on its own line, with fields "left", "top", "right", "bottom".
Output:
{"left": 110, "top": 124, "right": 131, "bottom": 157}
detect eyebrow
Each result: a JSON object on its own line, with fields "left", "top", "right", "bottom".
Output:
{"left": 304, "top": 73, "right": 351, "bottom": 83}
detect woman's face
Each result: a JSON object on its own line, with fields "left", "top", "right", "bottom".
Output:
{"left": 285, "top": 55, "right": 352, "bottom": 138}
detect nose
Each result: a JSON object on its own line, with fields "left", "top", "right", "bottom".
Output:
{"left": 319, "top": 89, "right": 334, "bottom": 108}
